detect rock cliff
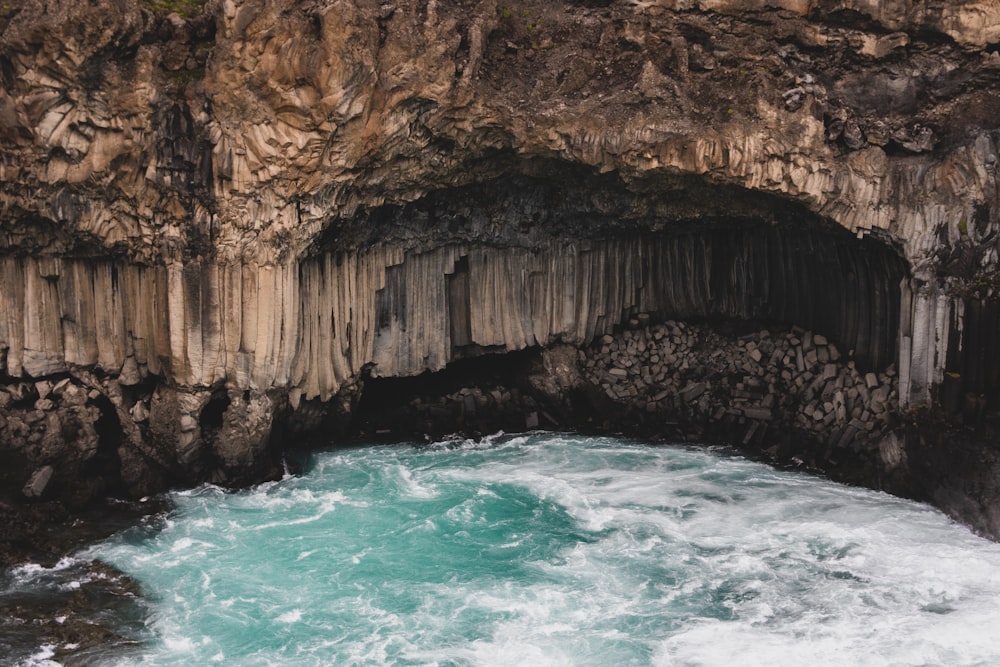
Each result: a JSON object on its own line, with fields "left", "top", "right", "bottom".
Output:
{"left": 1, "top": 0, "right": 999, "bottom": 533}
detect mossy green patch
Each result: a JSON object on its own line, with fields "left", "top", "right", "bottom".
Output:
{"left": 170, "top": 67, "right": 206, "bottom": 86}
{"left": 140, "top": 0, "right": 207, "bottom": 19}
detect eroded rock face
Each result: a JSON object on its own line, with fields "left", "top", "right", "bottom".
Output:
{"left": 1, "top": 0, "right": 999, "bottom": 530}
{"left": 3, "top": 0, "right": 998, "bottom": 259}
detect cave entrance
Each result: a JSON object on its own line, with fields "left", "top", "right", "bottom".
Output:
{"left": 307, "top": 163, "right": 909, "bottom": 412}
{"left": 326, "top": 160, "right": 908, "bottom": 376}
{"left": 362, "top": 222, "right": 907, "bottom": 375}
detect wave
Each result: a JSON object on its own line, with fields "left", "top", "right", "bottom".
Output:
{"left": 84, "top": 433, "right": 1000, "bottom": 666}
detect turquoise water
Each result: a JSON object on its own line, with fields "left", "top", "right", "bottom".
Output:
{"left": 65, "top": 434, "right": 1000, "bottom": 665}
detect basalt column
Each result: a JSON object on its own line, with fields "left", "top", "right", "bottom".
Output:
{"left": 348, "top": 226, "right": 906, "bottom": 382}
{"left": 0, "top": 223, "right": 906, "bottom": 414}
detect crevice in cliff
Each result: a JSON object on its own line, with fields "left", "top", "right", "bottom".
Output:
{"left": 808, "top": 8, "right": 887, "bottom": 35}
{"left": 199, "top": 388, "right": 231, "bottom": 436}
{"left": 86, "top": 394, "right": 127, "bottom": 499}
{"left": 0, "top": 54, "right": 14, "bottom": 92}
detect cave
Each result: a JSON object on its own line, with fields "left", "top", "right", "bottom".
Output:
{"left": 311, "top": 166, "right": 908, "bottom": 385}
{"left": 351, "top": 348, "right": 544, "bottom": 439}
{"left": 10, "top": 12, "right": 1000, "bottom": 660}
{"left": 290, "top": 168, "right": 914, "bottom": 468}
{"left": 365, "top": 224, "right": 906, "bottom": 371}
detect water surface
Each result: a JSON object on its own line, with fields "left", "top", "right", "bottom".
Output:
{"left": 60, "top": 434, "right": 1000, "bottom": 665}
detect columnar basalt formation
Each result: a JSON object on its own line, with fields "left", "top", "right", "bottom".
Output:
{"left": 1, "top": 0, "right": 1000, "bottom": 534}
{"left": 0, "top": 224, "right": 904, "bottom": 396}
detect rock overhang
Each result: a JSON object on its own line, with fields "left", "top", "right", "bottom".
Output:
{"left": 1, "top": 0, "right": 1000, "bottom": 527}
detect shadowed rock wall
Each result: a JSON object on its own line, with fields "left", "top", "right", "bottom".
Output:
{"left": 0, "top": 224, "right": 904, "bottom": 396}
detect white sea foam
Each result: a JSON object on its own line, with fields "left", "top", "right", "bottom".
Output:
{"left": 395, "top": 464, "right": 439, "bottom": 498}
{"left": 11, "top": 556, "right": 81, "bottom": 582}
{"left": 253, "top": 494, "right": 341, "bottom": 531}
{"left": 276, "top": 609, "right": 302, "bottom": 623}
{"left": 17, "top": 644, "right": 60, "bottom": 667}
{"left": 163, "top": 636, "right": 197, "bottom": 652}
{"left": 170, "top": 537, "right": 195, "bottom": 552}
{"left": 84, "top": 434, "right": 1000, "bottom": 666}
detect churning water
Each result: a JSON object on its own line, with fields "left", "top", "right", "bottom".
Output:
{"left": 29, "top": 434, "right": 1000, "bottom": 665}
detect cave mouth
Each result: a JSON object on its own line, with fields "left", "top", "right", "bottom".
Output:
{"left": 317, "top": 163, "right": 908, "bottom": 374}
{"left": 346, "top": 309, "right": 903, "bottom": 475}
{"left": 363, "top": 220, "right": 907, "bottom": 374}
{"left": 349, "top": 316, "right": 810, "bottom": 443}
{"left": 289, "top": 163, "right": 912, "bottom": 450}
{"left": 341, "top": 170, "right": 910, "bottom": 448}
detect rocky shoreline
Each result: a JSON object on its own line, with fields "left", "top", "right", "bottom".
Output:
{"left": 0, "top": 316, "right": 997, "bottom": 664}
{"left": 2, "top": 0, "right": 1000, "bottom": 657}
{"left": 0, "top": 494, "right": 165, "bottom": 666}
{"left": 1, "top": 316, "right": 996, "bottom": 554}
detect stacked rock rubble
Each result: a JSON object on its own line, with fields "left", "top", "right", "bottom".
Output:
{"left": 0, "top": 376, "right": 108, "bottom": 502}
{"left": 580, "top": 321, "right": 897, "bottom": 466}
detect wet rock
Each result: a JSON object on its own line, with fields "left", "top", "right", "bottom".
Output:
{"left": 743, "top": 407, "right": 773, "bottom": 421}
{"left": 580, "top": 320, "right": 900, "bottom": 474}
{"left": 681, "top": 382, "right": 707, "bottom": 402}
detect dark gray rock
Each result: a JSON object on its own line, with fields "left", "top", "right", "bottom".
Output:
{"left": 23, "top": 465, "right": 55, "bottom": 499}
